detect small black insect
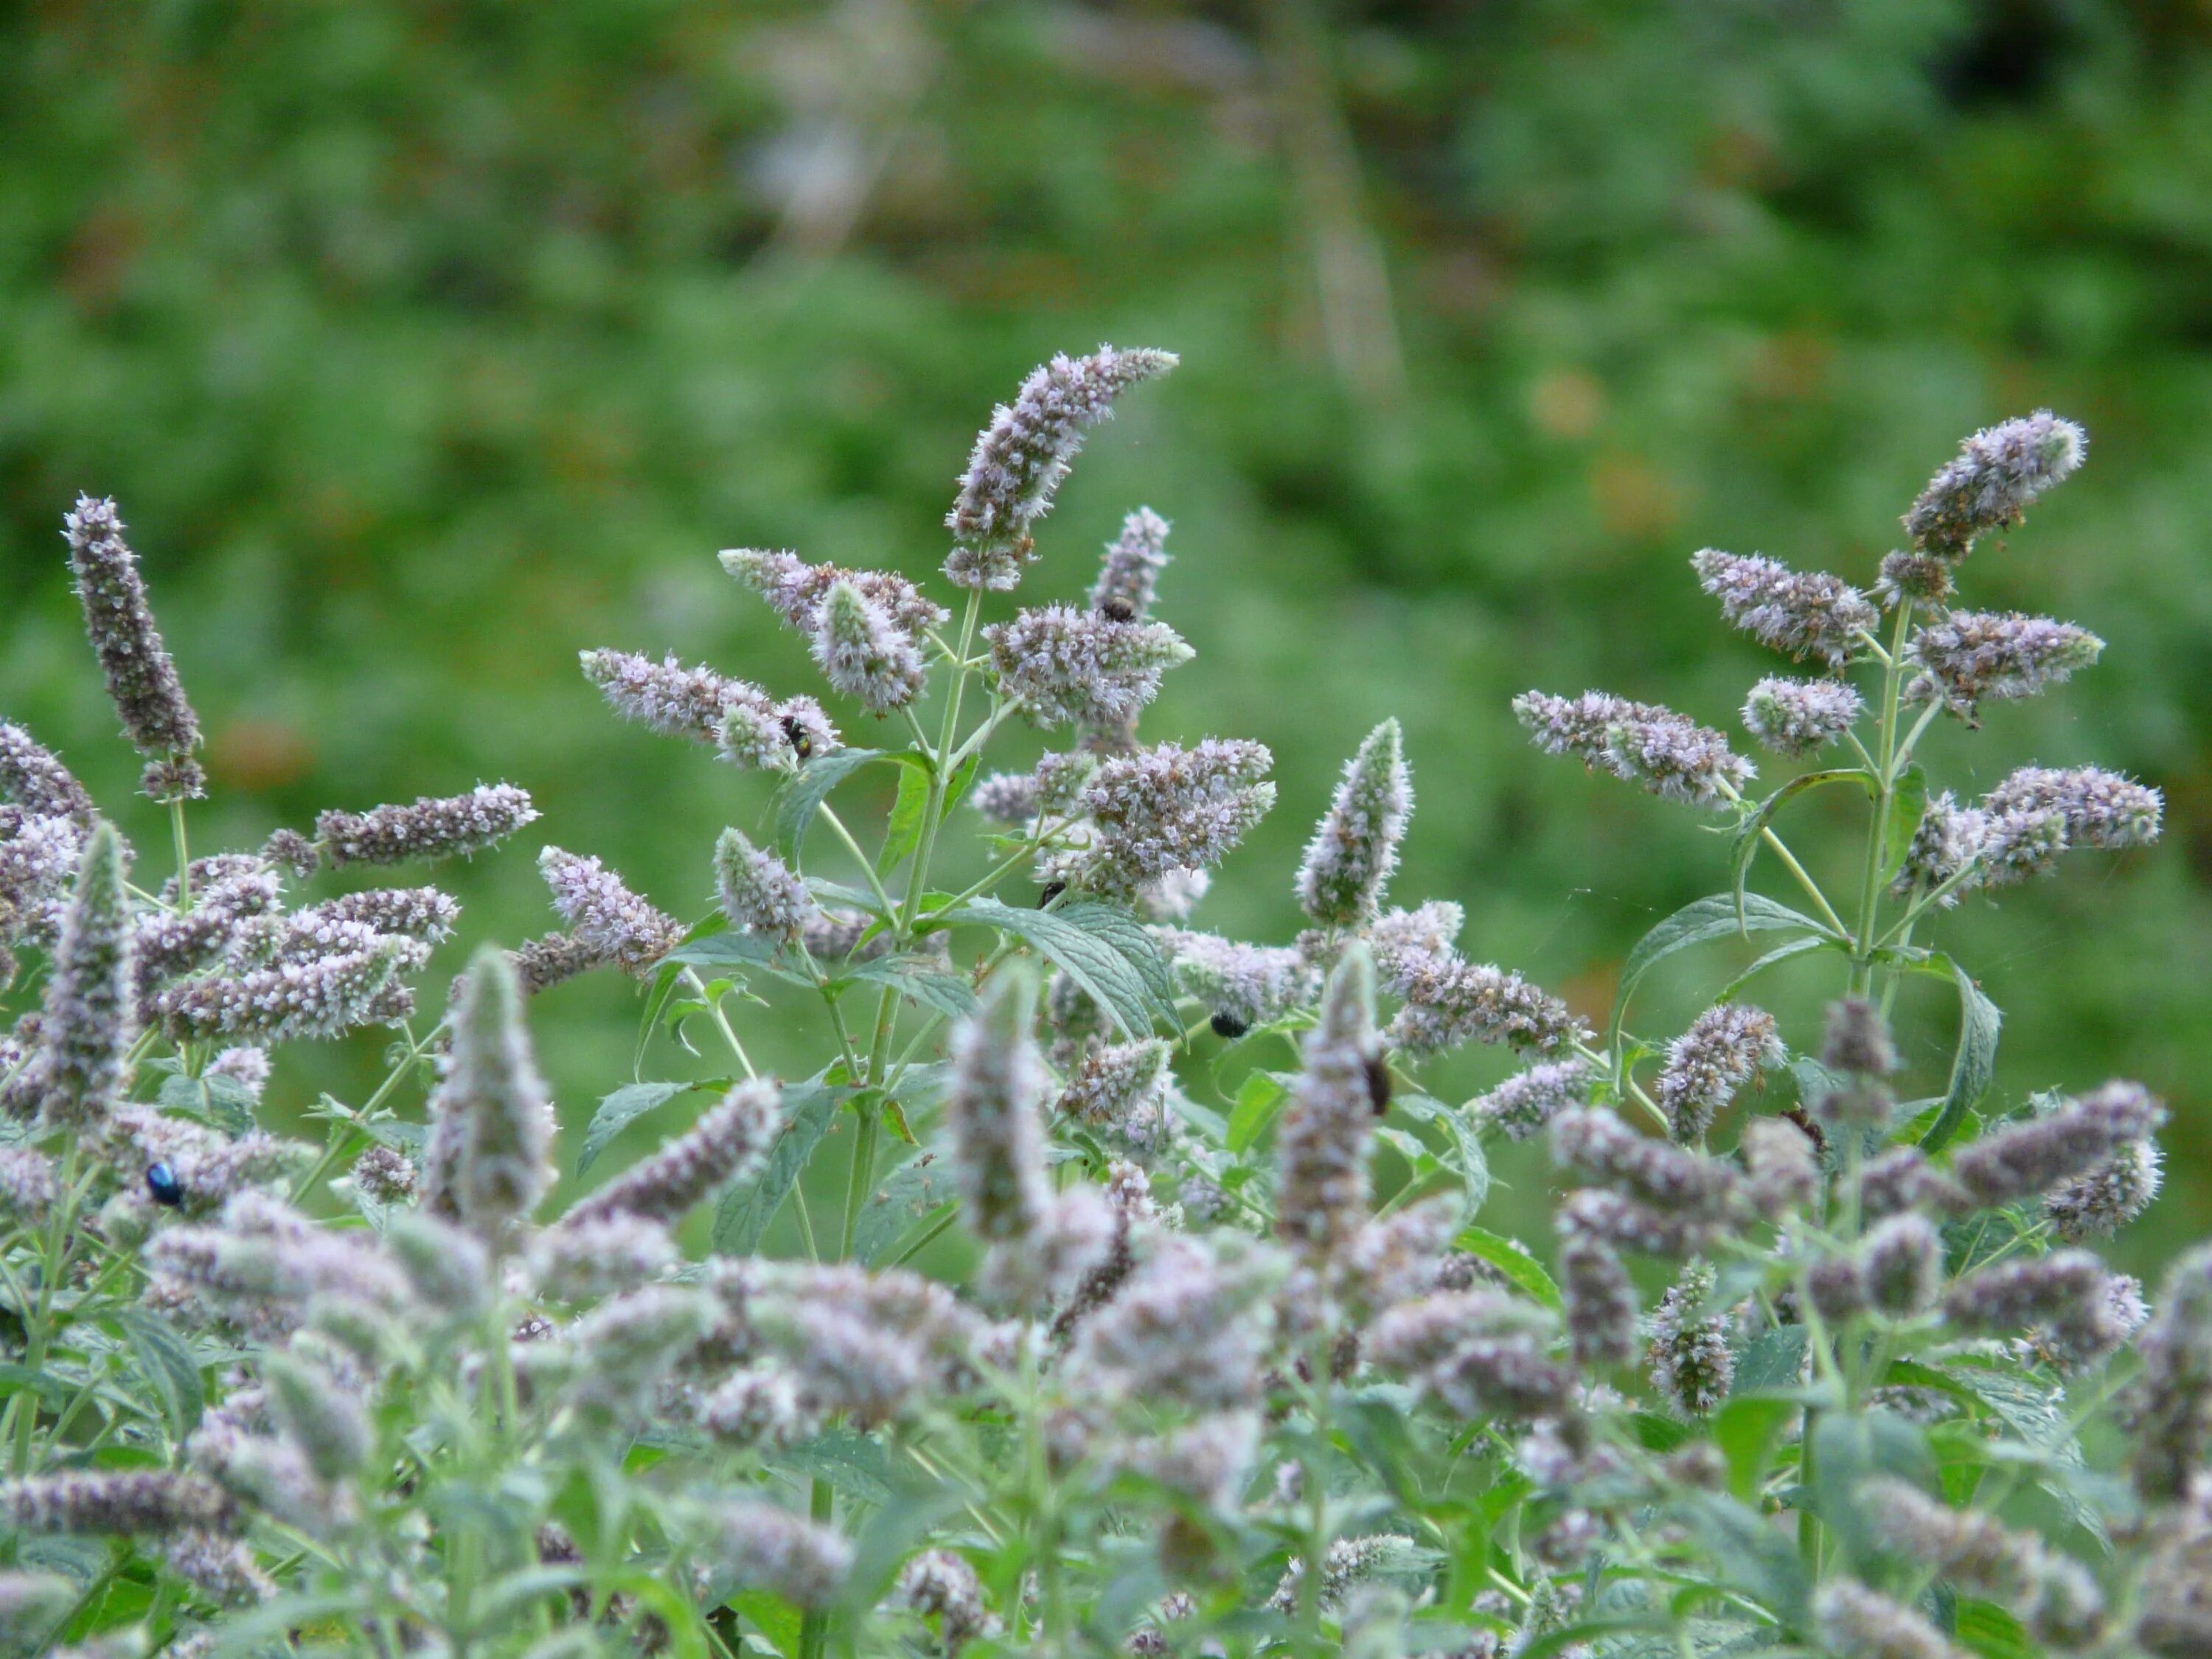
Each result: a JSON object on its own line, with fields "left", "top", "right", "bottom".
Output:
{"left": 1782, "top": 1104, "right": 1827, "bottom": 1156}
{"left": 1362, "top": 1051, "right": 1394, "bottom": 1116}
{"left": 780, "top": 716, "right": 814, "bottom": 761}
{"left": 1208, "top": 1011, "right": 1251, "bottom": 1041}
{"left": 1037, "top": 881, "right": 1068, "bottom": 908}
{"left": 146, "top": 1161, "right": 184, "bottom": 1208}
{"left": 1096, "top": 597, "right": 1138, "bottom": 623}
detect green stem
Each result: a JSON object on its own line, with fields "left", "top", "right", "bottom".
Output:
{"left": 169, "top": 799, "right": 192, "bottom": 912}
{"left": 1848, "top": 600, "right": 1916, "bottom": 997}
{"left": 816, "top": 805, "right": 897, "bottom": 919}
{"left": 683, "top": 969, "right": 759, "bottom": 1081}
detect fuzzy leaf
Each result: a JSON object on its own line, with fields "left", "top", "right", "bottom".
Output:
{"left": 776, "top": 748, "right": 893, "bottom": 860}
{"left": 579, "top": 1081, "right": 695, "bottom": 1175}
{"left": 834, "top": 953, "right": 978, "bottom": 1018}
{"left": 1453, "top": 1225, "right": 1562, "bottom": 1312}
{"left": 108, "top": 1307, "right": 204, "bottom": 1442}
{"left": 1909, "top": 953, "right": 2002, "bottom": 1153}
{"left": 947, "top": 897, "right": 1175, "bottom": 1037}
{"left": 711, "top": 1077, "right": 843, "bottom": 1256}
{"left": 852, "top": 1150, "right": 961, "bottom": 1265}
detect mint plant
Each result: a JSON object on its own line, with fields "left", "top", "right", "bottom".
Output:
{"left": 0, "top": 355, "right": 2196, "bottom": 1659}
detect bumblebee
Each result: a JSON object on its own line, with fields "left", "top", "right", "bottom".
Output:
{"left": 780, "top": 716, "right": 814, "bottom": 761}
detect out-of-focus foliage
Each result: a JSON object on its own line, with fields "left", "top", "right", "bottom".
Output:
{"left": 4, "top": 0, "right": 2209, "bottom": 1265}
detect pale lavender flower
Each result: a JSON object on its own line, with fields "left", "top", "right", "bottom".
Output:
{"left": 147, "top": 1193, "right": 411, "bottom": 1331}
{"left": 1982, "top": 765, "right": 2163, "bottom": 851}
{"left": 721, "top": 547, "right": 947, "bottom": 640}
{"left": 1655, "top": 1004, "right": 1783, "bottom": 1143}
{"left": 1890, "top": 791, "right": 1986, "bottom": 902}
{"left": 1859, "top": 1147, "right": 1972, "bottom": 1222}
{"left": 1550, "top": 1109, "right": 1744, "bottom": 1218}
{"left": 1065, "top": 740, "right": 1274, "bottom": 899}
{"left": 153, "top": 936, "right": 408, "bottom": 1044}
{"left": 1977, "top": 805, "right": 2069, "bottom": 887}
{"left": 0, "top": 723, "right": 97, "bottom": 827}
{"left": 3, "top": 1470, "right": 237, "bottom": 1538}
{"left": 986, "top": 603, "right": 1192, "bottom": 729}
{"left": 2126, "top": 1244, "right": 2212, "bottom": 1503}
{"left": 1558, "top": 1225, "right": 1638, "bottom": 1368}
{"left": 580, "top": 648, "right": 770, "bottom": 744}
{"left": 1944, "top": 1249, "right": 2130, "bottom": 1368}
{"left": 1806, "top": 1253, "right": 1868, "bottom": 1326}
{"left": 1055, "top": 1039, "right": 1174, "bottom": 1153}
{"left": 1276, "top": 947, "right": 1380, "bottom": 1258}
{"left": 1863, "top": 1213, "right": 1942, "bottom": 1318}
{"left": 560, "top": 1285, "right": 719, "bottom": 1409}
{"left": 1332, "top": 1197, "right": 1458, "bottom": 1321}
{"left": 350, "top": 1144, "right": 416, "bottom": 1204}
{"left": 1267, "top": 1535, "right": 1399, "bottom": 1615}
{"left": 945, "top": 345, "right": 1179, "bottom": 590}
{"left": 970, "top": 770, "right": 1042, "bottom": 827}
{"left": 815, "top": 579, "right": 926, "bottom": 712}
{"left": 1366, "top": 1290, "right": 1575, "bottom": 1420}
{"left": 262, "top": 1353, "right": 371, "bottom": 1484}
{"left": 0, "top": 807, "right": 84, "bottom": 949}
{"left": 732, "top": 1260, "right": 992, "bottom": 1423}
{"left": 2045, "top": 1138, "right": 2162, "bottom": 1241}
{"left": 1090, "top": 507, "right": 1172, "bottom": 619}
{"left": 420, "top": 948, "right": 556, "bottom": 1246}
{"left": 945, "top": 972, "right": 1051, "bottom": 1245}
{"left": 381, "top": 1212, "right": 491, "bottom": 1320}
{"left": 1367, "top": 900, "right": 1464, "bottom": 970}
{"left": 1742, "top": 676, "right": 1865, "bottom": 757}
{"left": 529, "top": 1212, "right": 677, "bottom": 1303}
{"left": 108, "top": 1105, "right": 305, "bottom": 1214}
{"left": 1951, "top": 1082, "right": 2165, "bottom": 1208}
{"left": 1904, "top": 411, "right": 2087, "bottom": 560}
{"left": 715, "top": 828, "right": 811, "bottom": 942}
{"left": 889, "top": 1548, "right": 998, "bottom": 1653}
{"left": 1647, "top": 1262, "right": 1732, "bottom": 1416}
{"left": 1295, "top": 720, "right": 1411, "bottom": 930}
{"left": 1690, "top": 550, "right": 1878, "bottom": 668}
{"left": 1472, "top": 1060, "right": 1591, "bottom": 1141}
{"left": 538, "top": 846, "right": 686, "bottom": 976}
{"left": 1816, "top": 997, "right": 1896, "bottom": 1132}
{"left": 1814, "top": 1580, "right": 1969, "bottom": 1659}
{"left": 63, "top": 496, "right": 203, "bottom": 786}
{"left": 1903, "top": 611, "right": 2102, "bottom": 720}
{"left": 1135, "top": 865, "right": 1208, "bottom": 922}
{"left": 315, "top": 784, "right": 538, "bottom": 867}
{"left": 698, "top": 1367, "right": 820, "bottom": 1450}
{"left": 1857, "top": 1475, "right": 2104, "bottom": 1646}
{"left": 509, "top": 931, "right": 608, "bottom": 996}
{"left": 566, "top": 1079, "right": 786, "bottom": 1228}
{"left": 1742, "top": 1118, "right": 1819, "bottom": 1218}
{"left": 26, "top": 824, "right": 133, "bottom": 1130}
{"left": 1388, "top": 953, "right": 1588, "bottom": 1057}
{"left": 302, "top": 888, "right": 462, "bottom": 945}
{"left": 717, "top": 692, "right": 839, "bottom": 773}
{"left": 1557, "top": 1187, "right": 1715, "bottom": 1258}
{"left": 1514, "top": 690, "right": 1753, "bottom": 810}
{"left": 981, "top": 1183, "right": 1116, "bottom": 1314}
{"left": 1155, "top": 928, "right": 1315, "bottom": 1029}
{"left": 704, "top": 1499, "right": 853, "bottom": 1610}
{"left": 164, "top": 1531, "right": 276, "bottom": 1607}
{"left": 131, "top": 871, "right": 282, "bottom": 998}
{"left": 1062, "top": 1231, "right": 1284, "bottom": 1411}
{"left": 0, "top": 1146, "right": 59, "bottom": 1222}
{"left": 2138, "top": 1531, "right": 2212, "bottom": 1659}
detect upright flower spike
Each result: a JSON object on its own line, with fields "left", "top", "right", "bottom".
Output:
{"left": 1689, "top": 550, "right": 1878, "bottom": 669}
{"left": 1064, "top": 739, "right": 1275, "bottom": 899}
{"left": 2126, "top": 1244, "right": 2212, "bottom": 1504}
{"left": 1950, "top": 1081, "right": 2165, "bottom": 1210}
{"left": 944, "top": 969, "right": 1051, "bottom": 1245}
{"left": 420, "top": 947, "right": 556, "bottom": 1248}
{"left": 1857, "top": 1475, "right": 2104, "bottom": 1646}
{"left": 1275, "top": 945, "right": 1380, "bottom": 1259}
{"left": 1902, "top": 611, "right": 2103, "bottom": 720}
{"left": 1514, "top": 691, "right": 1753, "bottom": 810}
{"left": 313, "top": 785, "right": 538, "bottom": 867}
{"left": 564, "top": 1079, "right": 786, "bottom": 1228}
{"left": 0, "top": 724, "right": 97, "bottom": 828}
{"left": 62, "top": 496, "right": 204, "bottom": 798}
{"left": 1904, "top": 411, "right": 2087, "bottom": 561}
{"left": 1654, "top": 1004, "right": 1783, "bottom": 1144}
{"left": 1646, "top": 1262, "right": 1733, "bottom": 1416}
{"left": 814, "top": 579, "right": 925, "bottom": 713}
{"left": 714, "top": 828, "right": 810, "bottom": 943}
{"left": 984, "top": 604, "right": 1192, "bottom": 729}
{"left": 1814, "top": 1581, "right": 1969, "bottom": 1659}
{"left": 28, "top": 822, "right": 133, "bottom": 1131}
{"left": 1295, "top": 719, "right": 1412, "bottom": 930}
{"left": 945, "top": 346, "right": 1179, "bottom": 591}
{"left": 1090, "top": 507, "right": 1172, "bottom": 619}
{"left": 1741, "top": 677, "right": 1864, "bottom": 758}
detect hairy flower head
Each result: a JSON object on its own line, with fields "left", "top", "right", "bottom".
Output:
{"left": 1904, "top": 411, "right": 2087, "bottom": 560}
{"left": 1295, "top": 719, "right": 1411, "bottom": 930}
{"left": 420, "top": 947, "right": 556, "bottom": 1248}
{"left": 1691, "top": 549, "right": 1877, "bottom": 668}
{"left": 1514, "top": 690, "right": 1753, "bottom": 810}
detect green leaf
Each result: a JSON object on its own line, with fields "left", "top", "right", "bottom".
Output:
{"left": 834, "top": 953, "right": 978, "bottom": 1019}
{"left": 156, "top": 1071, "right": 257, "bottom": 1135}
{"left": 1953, "top": 1599, "right": 2037, "bottom": 1659}
{"left": 852, "top": 1151, "right": 961, "bottom": 1265}
{"left": 635, "top": 960, "right": 685, "bottom": 1082}
{"left": 1713, "top": 1397, "right": 1795, "bottom": 1502}
{"left": 579, "top": 1081, "right": 696, "bottom": 1175}
{"left": 776, "top": 1427, "right": 894, "bottom": 1503}
{"left": 1711, "top": 933, "right": 1839, "bottom": 1004}
{"left": 1730, "top": 1325, "right": 1810, "bottom": 1396}
{"left": 727, "top": 1590, "right": 803, "bottom": 1658}
{"left": 1809, "top": 1408, "right": 1936, "bottom": 1569}
{"left": 1729, "top": 768, "right": 1871, "bottom": 929}
{"left": 1882, "top": 764, "right": 1930, "bottom": 885}
{"left": 1610, "top": 892, "right": 1831, "bottom": 1054}
{"left": 1226, "top": 1071, "right": 1290, "bottom": 1155}
{"left": 711, "top": 1077, "right": 843, "bottom": 1256}
{"left": 945, "top": 897, "right": 1176, "bottom": 1037}
{"left": 1670, "top": 1489, "right": 1809, "bottom": 1628}
{"left": 880, "top": 762, "right": 933, "bottom": 872}
{"left": 1453, "top": 1225, "right": 1562, "bottom": 1312}
{"left": 775, "top": 748, "right": 891, "bottom": 860}
{"left": 108, "top": 1308, "right": 204, "bottom": 1442}
{"left": 1394, "top": 1092, "right": 1490, "bottom": 1214}
{"left": 1908, "top": 953, "right": 2001, "bottom": 1152}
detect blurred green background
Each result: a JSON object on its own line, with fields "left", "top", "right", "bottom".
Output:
{"left": 4, "top": 0, "right": 2208, "bottom": 1268}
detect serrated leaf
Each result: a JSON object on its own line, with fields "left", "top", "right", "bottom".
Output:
{"left": 880, "top": 762, "right": 933, "bottom": 873}
{"left": 579, "top": 1081, "right": 695, "bottom": 1175}
{"left": 1907, "top": 953, "right": 2001, "bottom": 1152}
{"left": 1882, "top": 764, "right": 1930, "bottom": 886}
{"left": 1394, "top": 1092, "right": 1489, "bottom": 1214}
{"left": 776, "top": 1428, "right": 894, "bottom": 1504}
{"left": 1670, "top": 1490, "right": 1809, "bottom": 1627}
{"left": 1713, "top": 1397, "right": 1796, "bottom": 1502}
{"left": 156, "top": 1072, "right": 257, "bottom": 1136}
{"left": 1453, "top": 1225, "right": 1561, "bottom": 1312}
{"left": 852, "top": 1151, "right": 961, "bottom": 1265}
{"left": 109, "top": 1307, "right": 204, "bottom": 1442}
{"left": 1731, "top": 1326, "right": 1810, "bottom": 1396}
{"left": 1226, "top": 1071, "right": 1290, "bottom": 1155}
{"left": 711, "top": 1077, "right": 842, "bottom": 1256}
{"left": 947, "top": 898, "right": 1175, "bottom": 1037}
{"left": 834, "top": 953, "right": 978, "bottom": 1018}
{"left": 776, "top": 748, "right": 894, "bottom": 860}
{"left": 1610, "top": 893, "right": 1830, "bottom": 1054}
